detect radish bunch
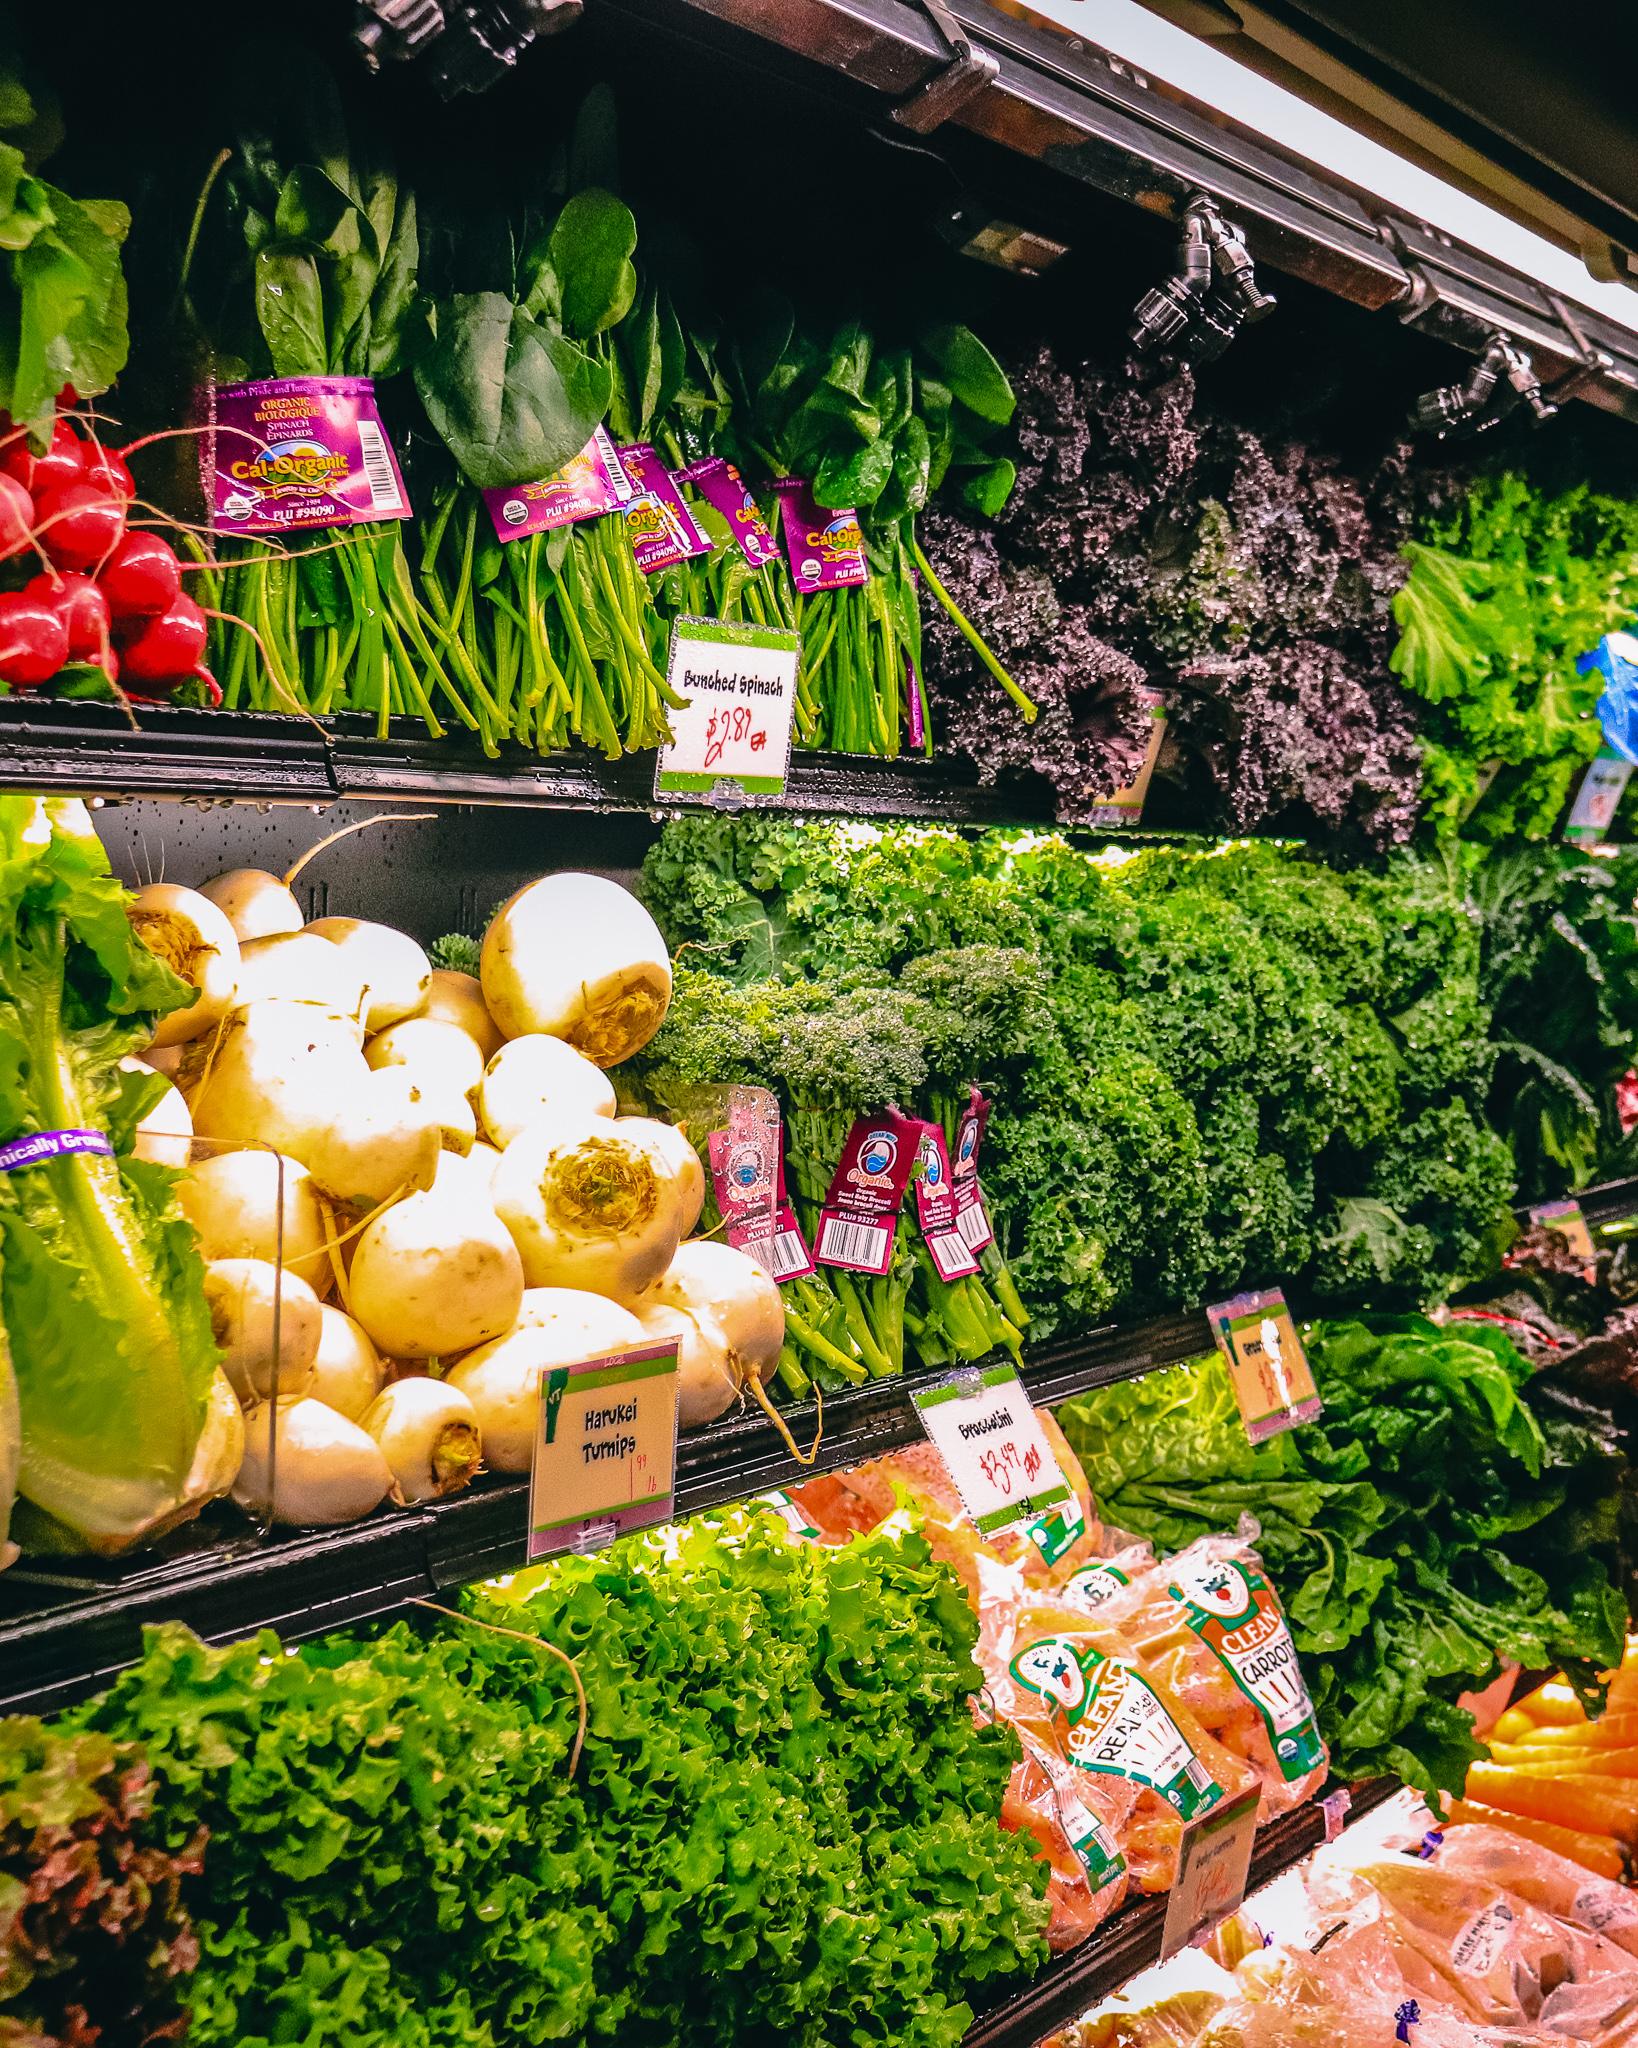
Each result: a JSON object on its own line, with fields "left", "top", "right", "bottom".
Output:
{"left": 0, "top": 411, "right": 216, "bottom": 703}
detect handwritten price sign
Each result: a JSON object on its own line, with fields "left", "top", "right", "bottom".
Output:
{"left": 911, "top": 1362, "right": 1073, "bottom": 1536}
{"left": 655, "top": 616, "right": 799, "bottom": 805}
{"left": 527, "top": 1339, "right": 679, "bottom": 1562}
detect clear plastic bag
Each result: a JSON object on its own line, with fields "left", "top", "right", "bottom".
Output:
{"left": 1089, "top": 1523, "right": 1328, "bottom": 1819}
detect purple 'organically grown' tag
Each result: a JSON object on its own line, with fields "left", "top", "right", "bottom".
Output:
{"left": 209, "top": 376, "right": 410, "bottom": 535}
{"left": 617, "top": 443, "right": 712, "bottom": 574}
{"left": 481, "top": 425, "right": 631, "bottom": 544}
{"left": 771, "top": 477, "right": 868, "bottom": 594}
{"left": 679, "top": 455, "right": 780, "bottom": 568}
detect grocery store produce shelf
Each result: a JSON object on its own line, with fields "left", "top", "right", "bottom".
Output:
{"left": 0, "top": 698, "right": 1062, "bottom": 825}
{"left": 962, "top": 1777, "right": 1402, "bottom": 2048}
{"left": 0, "top": 1305, "right": 1216, "bottom": 1716}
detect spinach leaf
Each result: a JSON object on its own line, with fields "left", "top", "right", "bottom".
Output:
{"left": 550, "top": 189, "right": 637, "bottom": 339}
{"left": 414, "top": 291, "right": 611, "bottom": 490}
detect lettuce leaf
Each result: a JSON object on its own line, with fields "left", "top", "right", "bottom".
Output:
{"left": 0, "top": 797, "right": 218, "bottom": 1551}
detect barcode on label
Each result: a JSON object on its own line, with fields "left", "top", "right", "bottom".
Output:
{"left": 926, "top": 1229, "right": 979, "bottom": 1281}
{"left": 817, "top": 1215, "right": 890, "bottom": 1271}
{"left": 744, "top": 1229, "right": 812, "bottom": 1281}
{"left": 356, "top": 417, "right": 404, "bottom": 513}
{"left": 1183, "top": 1757, "right": 1215, "bottom": 1794}
{"left": 955, "top": 1201, "right": 993, "bottom": 1252}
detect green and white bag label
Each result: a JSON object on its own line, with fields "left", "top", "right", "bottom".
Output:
{"left": 656, "top": 616, "right": 799, "bottom": 804}
{"left": 912, "top": 1361, "right": 1072, "bottom": 1535}
{"left": 1009, "top": 1636, "right": 1223, "bottom": 1821}
{"left": 1167, "top": 1556, "right": 1324, "bottom": 1782}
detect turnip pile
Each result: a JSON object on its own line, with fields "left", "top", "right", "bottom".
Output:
{"left": 125, "top": 850, "right": 783, "bottom": 1532}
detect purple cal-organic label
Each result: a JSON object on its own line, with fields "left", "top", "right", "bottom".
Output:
{"left": 209, "top": 376, "right": 410, "bottom": 535}
{"left": 906, "top": 654, "right": 926, "bottom": 750}
{"left": 707, "top": 1119, "right": 815, "bottom": 1285}
{"left": 951, "top": 1087, "right": 995, "bottom": 1256}
{"left": 771, "top": 477, "right": 868, "bottom": 594}
{"left": 0, "top": 1129, "right": 114, "bottom": 1173}
{"left": 914, "top": 1121, "right": 980, "bottom": 1282}
{"left": 481, "top": 424, "right": 632, "bottom": 544}
{"left": 679, "top": 455, "right": 780, "bottom": 569}
{"left": 617, "top": 443, "right": 711, "bottom": 574}
{"left": 815, "top": 1107, "right": 921, "bottom": 1276}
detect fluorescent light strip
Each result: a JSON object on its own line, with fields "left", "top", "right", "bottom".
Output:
{"left": 1012, "top": 0, "right": 1638, "bottom": 337}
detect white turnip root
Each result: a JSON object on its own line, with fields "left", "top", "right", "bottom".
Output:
{"left": 480, "top": 872, "right": 672, "bottom": 1065}
{"left": 200, "top": 867, "right": 304, "bottom": 941}
{"left": 234, "top": 931, "right": 368, "bottom": 1017}
{"left": 347, "top": 1185, "right": 523, "bottom": 1360}
{"left": 204, "top": 1258, "right": 322, "bottom": 1402}
{"left": 233, "top": 1397, "right": 394, "bottom": 1526}
{"left": 307, "top": 917, "right": 431, "bottom": 1031}
{"left": 363, "top": 1377, "right": 483, "bottom": 1502}
{"left": 630, "top": 1299, "right": 736, "bottom": 1429}
{"left": 177, "top": 1148, "right": 331, "bottom": 1291}
{"left": 127, "top": 884, "right": 241, "bottom": 1046}
{"left": 479, "top": 1034, "right": 616, "bottom": 1147}
{"left": 367, "top": 1016, "right": 486, "bottom": 1102}
{"left": 308, "top": 1305, "right": 383, "bottom": 1422}
{"left": 636, "top": 1240, "right": 785, "bottom": 1428}
{"left": 643, "top": 1120, "right": 705, "bottom": 1238}
{"left": 447, "top": 1293, "right": 645, "bottom": 1471}
{"left": 122, "top": 1058, "right": 194, "bottom": 1168}
{"left": 186, "top": 1006, "right": 442, "bottom": 1208}
{"left": 491, "top": 1116, "right": 690, "bottom": 1298}
{"left": 417, "top": 967, "right": 502, "bottom": 1063}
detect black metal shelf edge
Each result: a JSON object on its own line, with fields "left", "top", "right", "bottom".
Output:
{"left": 0, "top": 1305, "right": 1215, "bottom": 1716}
{"left": 0, "top": 699, "right": 1063, "bottom": 825}
{"left": 962, "top": 1778, "right": 1402, "bottom": 2048}
{"left": 9, "top": 1180, "right": 1638, "bottom": 1715}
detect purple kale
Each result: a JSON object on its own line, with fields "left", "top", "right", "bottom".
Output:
{"left": 919, "top": 503, "right": 1152, "bottom": 814}
{"left": 1168, "top": 640, "right": 1423, "bottom": 849}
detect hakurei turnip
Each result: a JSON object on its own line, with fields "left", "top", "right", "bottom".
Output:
{"left": 347, "top": 1183, "right": 523, "bottom": 1360}
{"left": 199, "top": 866, "right": 304, "bottom": 942}
{"left": 367, "top": 1016, "right": 486, "bottom": 1103}
{"left": 307, "top": 1305, "right": 383, "bottom": 1422}
{"left": 234, "top": 1397, "right": 393, "bottom": 1527}
{"left": 491, "top": 1115, "right": 692, "bottom": 1298}
{"left": 416, "top": 967, "right": 502, "bottom": 1063}
{"left": 176, "top": 1148, "right": 332, "bottom": 1293}
{"left": 363, "top": 1377, "right": 483, "bottom": 1502}
{"left": 306, "top": 917, "right": 431, "bottom": 1031}
{"left": 126, "top": 883, "right": 241, "bottom": 1046}
{"left": 203, "top": 1258, "right": 322, "bottom": 1403}
{"left": 480, "top": 872, "right": 672, "bottom": 1065}
{"left": 479, "top": 1033, "right": 616, "bottom": 1147}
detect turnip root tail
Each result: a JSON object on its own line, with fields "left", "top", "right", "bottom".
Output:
{"left": 748, "top": 1372, "right": 823, "bottom": 1467}
{"left": 284, "top": 811, "right": 436, "bottom": 888}
{"left": 412, "top": 1597, "right": 588, "bottom": 1777}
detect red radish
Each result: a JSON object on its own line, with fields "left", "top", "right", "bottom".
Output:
{"left": 0, "top": 591, "right": 69, "bottom": 687}
{"left": 117, "top": 593, "right": 207, "bottom": 682}
{"left": 33, "top": 481, "right": 125, "bottom": 571}
{"left": 1, "top": 418, "right": 85, "bottom": 497}
{"left": 189, "top": 665, "right": 222, "bottom": 707}
{"left": 0, "top": 472, "right": 33, "bottom": 560}
{"left": 23, "top": 571, "right": 109, "bottom": 660}
{"left": 81, "top": 443, "right": 136, "bottom": 501}
{"left": 98, "top": 531, "right": 181, "bottom": 617}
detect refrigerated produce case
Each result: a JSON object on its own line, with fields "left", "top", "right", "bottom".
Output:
{"left": 6, "top": 4, "right": 1638, "bottom": 2045}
